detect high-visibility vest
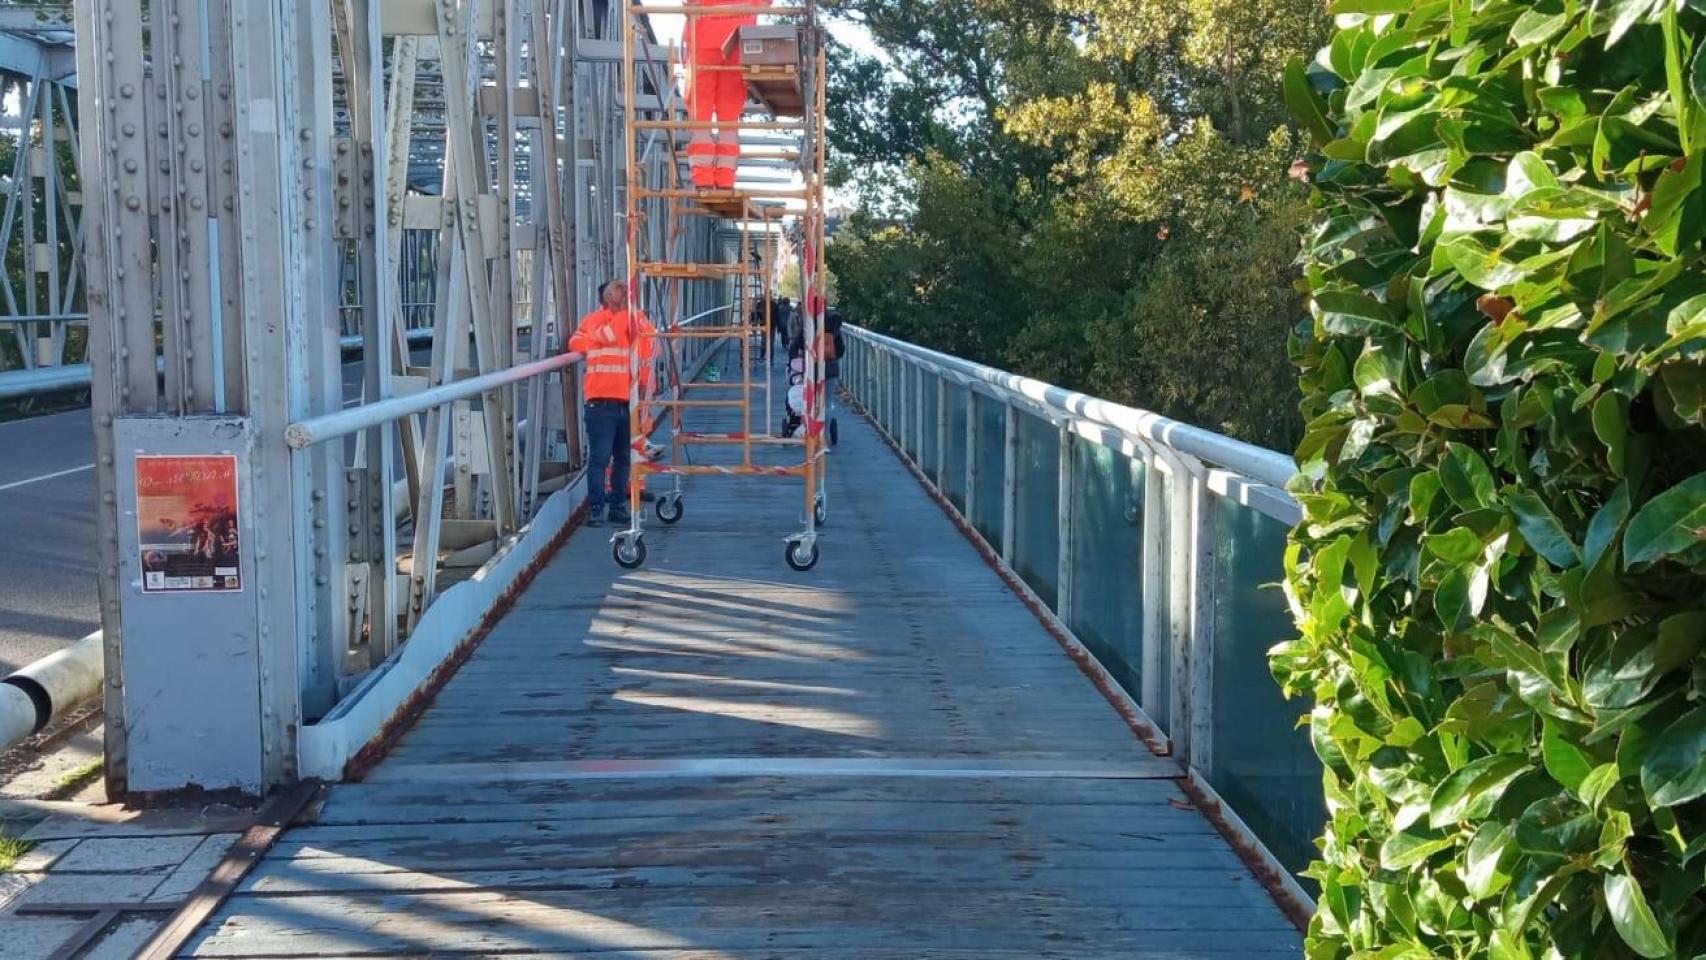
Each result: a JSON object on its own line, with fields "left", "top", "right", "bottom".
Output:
{"left": 568, "top": 307, "right": 654, "bottom": 401}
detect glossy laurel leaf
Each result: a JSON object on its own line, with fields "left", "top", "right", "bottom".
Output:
{"left": 1281, "top": 1, "right": 1706, "bottom": 956}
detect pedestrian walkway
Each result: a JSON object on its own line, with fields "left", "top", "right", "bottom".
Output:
{"left": 185, "top": 350, "right": 1303, "bottom": 957}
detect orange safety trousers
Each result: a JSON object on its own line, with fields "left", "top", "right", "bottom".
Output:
{"left": 684, "top": 0, "right": 762, "bottom": 188}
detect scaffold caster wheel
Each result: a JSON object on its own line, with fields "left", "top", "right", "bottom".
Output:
{"left": 613, "top": 535, "right": 646, "bottom": 569}
{"left": 785, "top": 540, "right": 819, "bottom": 572}
{"left": 656, "top": 495, "right": 684, "bottom": 524}
{"left": 813, "top": 496, "right": 827, "bottom": 527}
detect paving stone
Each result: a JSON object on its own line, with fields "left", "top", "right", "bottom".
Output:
{"left": 0, "top": 728, "right": 102, "bottom": 802}
{"left": 0, "top": 915, "right": 87, "bottom": 960}
{"left": 84, "top": 916, "right": 166, "bottom": 960}
{"left": 24, "top": 808, "right": 251, "bottom": 842}
{"left": 11, "top": 871, "right": 163, "bottom": 907}
{"left": 10, "top": 838, "right": 77, "bottom": 873}
{"left": 52, "top": 834, "right": 206, "bottom": 873}
{"left": 149, "top": 832, "right": 241, "bottom": 902}
{"left": 0, "top": 870, "right": 41, "bottom": 911}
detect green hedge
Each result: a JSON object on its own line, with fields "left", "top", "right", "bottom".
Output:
{"left": 1275, "top": 1, "right": 1706, "bottom": 957}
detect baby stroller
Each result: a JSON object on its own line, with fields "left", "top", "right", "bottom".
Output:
{"left": 781, "top": 357, "right": 805, "bottom": 438}
{"left": 780, "top": 357, "right": 838, "bottom": 445}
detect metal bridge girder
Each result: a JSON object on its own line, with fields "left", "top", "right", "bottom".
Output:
{"left": 74, "top": 0, "right": 727, "bottom": 795}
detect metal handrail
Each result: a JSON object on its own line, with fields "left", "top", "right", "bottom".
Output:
{"left": 286, "top": 304, "right": 735, "bottom": 449}
{"left": 847, "top": 325, "right": 1298, "bottom": 491}
{"left": 0, "top": 329, "right": 436, "bottom": 403}
{"left": 286, "top": 351, "right": 586, "bottom": 449}
{"left": 842, "top": 324, "right": 1316, "bottom": 918}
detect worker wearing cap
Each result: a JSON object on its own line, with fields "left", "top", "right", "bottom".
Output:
{"left": 569, "top": 280, "right": 655, "bottom": 527}
{"left": 684, "top": 0, "right": 766, "bottom": 188}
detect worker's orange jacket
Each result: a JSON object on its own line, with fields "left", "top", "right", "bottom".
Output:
{"left": 569, "top": 307, "right": 655, "bottom": 402}
{"left": 685, "top": 0, "right": 765, "bottom": 51}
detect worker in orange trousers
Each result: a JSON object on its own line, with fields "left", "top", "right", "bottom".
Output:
{"left": 684, "top": 0, "right": 764, "bottom": 188}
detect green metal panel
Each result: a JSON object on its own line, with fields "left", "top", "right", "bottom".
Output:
{"left": 1012, "top": 411, "right": 1059, "bottom": 609}
{"left": 920, "top": 370, "right": 940, "bottom": 477}
{"left": 943, "top": 384, "right": 968, "bottom": 511}
{"left": 1210, "top": 498, "right": 1323, "bottom": 880}
{"left": 891, "top": 356, "right": 903, "bottom": 434}
{"left": 971, "top": 392, "right": 1005, "bottom": 549}
{"left": 1066, "top": 441, "right": 1143, "bottom": 698}
{"left": 900, "top": 364, "right": 919, "bottom": 460}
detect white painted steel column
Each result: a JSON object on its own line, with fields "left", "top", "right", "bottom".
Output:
{"left": 74, "top": 0, "right": 141, "bottom": 796}
{"left": 333, "top": 0, "right": 400, "bottom": 666}
{"left": 1140, "top": 447, "right": 1167, "bottom": 731}
{"left": 1165, "top": 451, "right": 1194, "bottom": 767}
{"left": 1187, "top": 466, "right": 1218, "bottom": 781}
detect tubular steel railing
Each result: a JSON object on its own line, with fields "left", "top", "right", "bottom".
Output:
{"left": 842, "top": 324, "right": 1321, "bottom": 910}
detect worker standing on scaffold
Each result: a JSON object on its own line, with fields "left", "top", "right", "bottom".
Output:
{"left": 570, "top": 280, "right": 655, "bottom": 528}
{"left": 684, "top": 0, "right": 767, "bottom": 188}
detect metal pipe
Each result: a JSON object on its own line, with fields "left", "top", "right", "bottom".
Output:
{"left": 289, "top": 352, "right": 585, "bottom": 449}
{"left": 0, "top": 684, "right": 32, "bottom": 751}
{"left": 0, "top": 630, "right": 103, "bottom": 751}
{"left": 0, "top": 312, "right": 90, "bottom": 323}
{"left": 0, "top": 362, "right": 90, "bottom": 400}
{"left": 847, "top": 326, "right": 1298, "bottom": 491}
{"left": 0, "top": 329, "right": 435, "bottom": 403}
{"left": 292, "top": 304, "right": 732, "bottom": 449}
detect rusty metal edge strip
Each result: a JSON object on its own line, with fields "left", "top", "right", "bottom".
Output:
{"left": 340, "top": 502, "right": 589, "bottom": 782}
{"left": 1180, "top": 767, "right": 1315, "bottom": 930}
{"left": 845, "top": 391, "right": 1315, "bottom": 935}
{"left": 42, "top": 908, "right": 119, "bottom": 960}
{"left": 133, "top": 778, "right": 326, "bottom": 960}
{"left": 18, "top": 902, "right": 180, "bottom": 915}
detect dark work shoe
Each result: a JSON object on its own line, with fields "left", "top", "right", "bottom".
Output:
{"left": 607, "top": 506, "right": 632, "bottom": 525}
{"left": 585, "top": 505, "right": 605, "bottom": 527}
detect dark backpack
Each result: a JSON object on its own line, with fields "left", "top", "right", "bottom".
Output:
{"left": 786, "top": 306, "right": 804, "bottom": 351}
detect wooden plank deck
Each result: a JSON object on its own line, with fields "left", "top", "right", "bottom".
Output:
{"left": 185, "top": 347, "right": 1303, "bottom": 957}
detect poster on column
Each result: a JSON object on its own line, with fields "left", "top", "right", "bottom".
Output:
{"left": 135, "top": 454, "right": 243, "bottom": 594}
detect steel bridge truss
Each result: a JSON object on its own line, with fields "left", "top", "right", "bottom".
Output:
{"left": 75, "top": 0, "right": 722, "bottom": 795}
{"left": 0, "top": 8, "right": 85, "bottom": 402}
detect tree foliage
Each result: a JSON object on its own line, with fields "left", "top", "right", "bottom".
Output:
{"left": 824, "top": 0, "right": 1327, "bottom": 450}
{"left": 1274, "top": 2, "right": 1706, "bottom": 956}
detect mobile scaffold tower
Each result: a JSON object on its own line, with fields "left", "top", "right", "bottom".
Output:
{"left": 612, "top": 0, "right": 830, "bottom": 571}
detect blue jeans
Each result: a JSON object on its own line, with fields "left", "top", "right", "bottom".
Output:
{"left": 585, "top": 400, "right": 630, "bottom": 511}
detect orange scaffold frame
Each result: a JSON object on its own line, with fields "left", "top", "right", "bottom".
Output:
{"left": 609, "top": 0, "right": 831, "bottom": 571}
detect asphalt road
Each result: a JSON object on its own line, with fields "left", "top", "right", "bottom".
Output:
{"left": 0, "top": 349, "right": 435, "bottom": 676}
{"left": 0, "top": 409, "right": 100, "bottom": 675}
